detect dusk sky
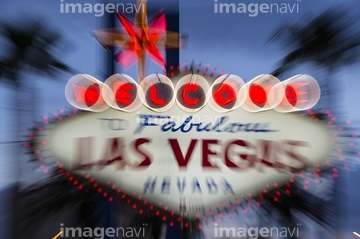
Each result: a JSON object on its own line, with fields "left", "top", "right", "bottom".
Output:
{"left": 0, "top": 0, "right": 359, "bottom": 120}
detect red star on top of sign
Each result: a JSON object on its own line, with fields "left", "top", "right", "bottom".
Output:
{"left": 92, "top": 0, "right": 184, "bottom": 81}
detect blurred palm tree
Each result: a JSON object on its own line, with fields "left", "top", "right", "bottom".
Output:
{"left": 0, "top": 17, "right": 72, "bottom": 239}
{"left": 0, "top": 17, "right": 72, "bottom": 160}
{"left": 0, "top": 17, "right": 73, "bottom": 180}
{"left": 267, "top": 8, "right": 360, "bottom": 238}
{"left": 0, "top": 20, "right": 71, "bottom": 83}
{"left": 268, "top": 8, "right": 360, "bottom": 113}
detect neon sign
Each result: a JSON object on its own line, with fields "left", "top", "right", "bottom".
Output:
{"left": 48, "top": 105, "right": 331, "bottom": 216}
{"left": 65, "top": 73, "right": 321, "bottom": 113}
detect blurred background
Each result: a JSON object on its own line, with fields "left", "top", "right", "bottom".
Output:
{"left": 1, "top": 0, "right": 360, "bottom": 238}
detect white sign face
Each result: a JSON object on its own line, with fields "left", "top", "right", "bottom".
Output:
{"left": 49, "top": 105, "right": 331, "bottom": 216}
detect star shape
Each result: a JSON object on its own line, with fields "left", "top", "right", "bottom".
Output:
{"left": 92, "top": 0, "right": 185, "bottom": 81}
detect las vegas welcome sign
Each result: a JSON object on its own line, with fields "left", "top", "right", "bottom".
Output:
{"left": 47, "top": 72, "right": 330, "bottom": 216}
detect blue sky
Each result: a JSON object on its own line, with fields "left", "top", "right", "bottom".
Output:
{"left": 1, "top": 0, "right": 359, "bottom": 120}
